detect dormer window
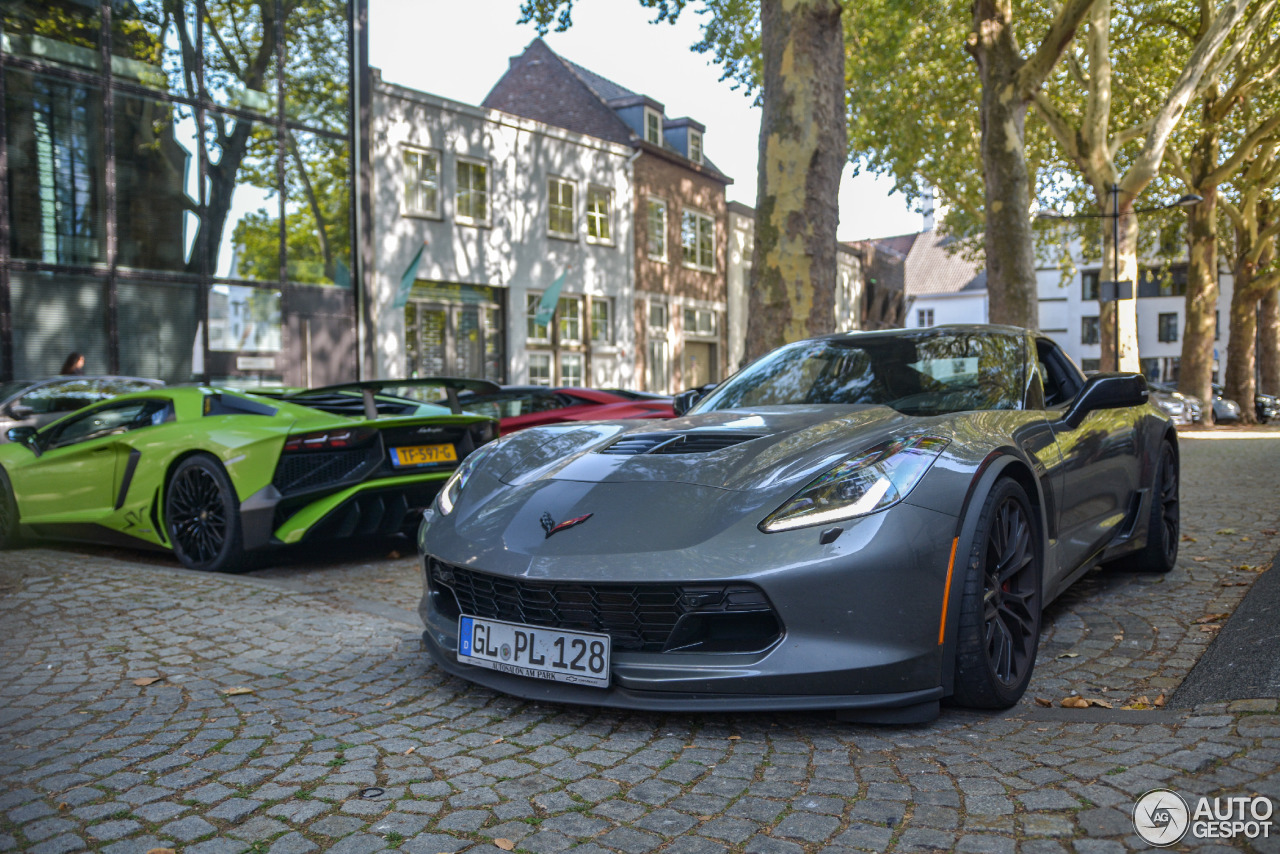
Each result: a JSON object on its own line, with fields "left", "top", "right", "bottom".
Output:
{"left": 688, "top": 130, "right": 702, "bottom": 165}
{"left": 644, "top": 107, "right": 663, "bottom": 146}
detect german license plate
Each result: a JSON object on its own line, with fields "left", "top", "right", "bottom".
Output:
{"left": 389, "top": 443, "right": 457, "bottom": 467}
{"left": 458, "top": 615, "right": 611, "bottom": 688}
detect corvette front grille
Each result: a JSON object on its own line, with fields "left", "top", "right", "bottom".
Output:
{"left": 428, "top": 561, "right": 781, "bottom": 653}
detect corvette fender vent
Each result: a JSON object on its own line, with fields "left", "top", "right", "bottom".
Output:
{"left": 597, "top": 432, "right": 764, "bottom": 456}
{"left": 428, "top": 562, "right": 781, "bottom": 654}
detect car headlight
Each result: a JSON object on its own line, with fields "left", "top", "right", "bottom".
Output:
{"left": 760, "top": 435, "right": 949, "bottom": 533}
{"left": 436, "top": 441, "right": 500, "bottom": 516}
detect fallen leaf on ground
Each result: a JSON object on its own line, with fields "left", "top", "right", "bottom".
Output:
{"left": 698, "top": 815, "right": 714, "bottom": 821}
{"left": 404, "top": 747, "right": 416, "bottom": 755}
{"left": 728, "top": 735, "right": 741, "bottom": 740}
{"left": 1113, "top": 635, "right": 1124, "bottom": 641}
{"left": 132, "top": 676, "right": 164, "bottom": 686}
{"left": 388, "top": 551, "right": 402, "bottom": 559}
{"left": 1034, "top": 697, "right": 1052, "bottom": 707}
{"left": 494, "top": 839, "right": 515, "bottom": 851}
{"left": 1262, "top": 529, "right": 1277, "bottom": 536}
{"left": 1195, "top": 613, "right": 1230, "bottom": 624}
{"left": 1237, "top": 564, "right": 1263, "bottom": 572}
{"left": 57, "top": 802, "right": 69, "bottom": 811}
{"left": 1217, "top": 528, "right": 1238, "bottom": 535}
{"left": 1199, "top": 624, "right": 1221, "bottom": 632}
{"left": 1192, "top": 556, "right": 1211, "bottom": 562}
{"left": 222, "top": 686, "right": 254, "bottom": 696}
{"left": 492, "top": 737, "right": 504, "bottom": 744}
{"left": 1056, "top": 653, "right": 1079, "bottom": 659}
{"left": 1181, "top": 535, "right": 1198, "bottom": 542}
{"left": 1088, "top": 698, "right": 1113, "bottom": 709}
{"left": 146, "top": 849, "right": 177, "bottom": 854}
{"left": 1060, "top": 696, "right": 1089, "bottom": 708}
{"left": 1241, "top": 537, "right": 1251, "bottom": 542}
{"left": 1221, "top": 580, "right": 1250, "bottom": 587}
{"left": 1155, "top": 694, "right": 1166, "bottom": 707}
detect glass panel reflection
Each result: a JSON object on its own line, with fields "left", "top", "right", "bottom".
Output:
{"left": 202, "top": 0, "right": 275, "bottom": 114}
{"left": 284, "top": 0, "right": 350, "bottom": 134}
{"left": 283, "top": 129, "right": 351, "bottom": 286}
{"left": 1, "top": 0, "right": 101, "bottom": 71}
{"left": 205, "top": 111, "right": 277, "bottom": 280}
{"left": 115, "top": 94, "right": 198, "bottom": 272}
{"left": 5, "top": 70, "right": 106, "bottom": 264}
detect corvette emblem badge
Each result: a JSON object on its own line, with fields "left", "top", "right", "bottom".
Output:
{"left": 540, "top": 512, "right": 593, "bottom": 539}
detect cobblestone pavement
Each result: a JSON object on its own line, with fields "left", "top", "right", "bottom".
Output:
{"left": 1, "top": 430, "right": 1279, "bottom": 854}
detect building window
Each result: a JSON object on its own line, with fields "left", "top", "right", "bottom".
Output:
{"left": 528, "top": 353, "right": 552, "bottom": 386}
{"left": 1081, "top": 358, "right": 1101, "bottom": 373}
{"left": 684, "top": 307, "right": 716, "bottom": 336}
{"left": 1158, "top": 312, "right": 1179, "bottom": 343}
{"left": 646, "top": 198, "right": 667, "bottom": 261}
{"left": 681, "top": 209, "right": 715, "bottom": 271}
{"left": 526, "top": 293, "right": 550, "bottom": 342}
{"left": 688, "top": 130, "right": 702, "bottom": 165}
{"left": 647, "top": 339, "right": 668, "bottom": 393}
{"left": 1082, "top": 316, "right": 1100, "bottom": 345}
{"left": 547, "top": 177, "right": 575, "bottom": 238}
{"left": 1138, "top": 265, "right": 1188, "bottom": 298}
{"left": 560, "top": 352, "right": 584, "bottom": 387}
{"left": 649, "top": 300, "right": 667, "bottom": 332}
{"left": 455, "top": 158, "right": 489, "bottom": 224}
{"left": 591, "top": 299, "right": 612, "bottom": 344}
{"left": 586, "top": 186, "right": 612, "bottom": 243}
{"left": 1082, "top": 270, "right": 1100, "bottom": 301}
{"left": 1215, "top": 310, "right": 1221, "bottom": 341}
{"left": 402, "top": 148, "right": 439, "bottom": 217}
{"left": 558, "top": 296, "right": 581, "bottom": 344}
{"left": 917, "top": 308, "right": 934, "bottom": 328}
{"left": 644, "top": 107, "right": 663, "bottom": 146}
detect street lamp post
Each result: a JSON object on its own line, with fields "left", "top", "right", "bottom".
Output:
{"left": 1039, "top": 186, "right": 1202, "bottom": 372}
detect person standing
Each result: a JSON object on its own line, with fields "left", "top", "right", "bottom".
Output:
{"left": 59, "top": 352, "right": 85, "bottom": 375}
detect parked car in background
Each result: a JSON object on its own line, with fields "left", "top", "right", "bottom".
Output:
{"left": 1256, "top": 391, "right": 1280, "bottom": 423}
{"left": 418, "top": 325, "right": 1179, "bottom": 721}
{"left": 0, "top": 376, "right": 163, "bottom": 441}
{"left": 1208, "top": 385, "right": 1243, "bottom": 424}
{"left": 453, "top": 386, "right": 675, "bottom": 433}
{"left": 0, "top": 382, "right": 497, "bottom": 572}
{"left": 1148, "top": 387, "right": 1195, "bottom": 426}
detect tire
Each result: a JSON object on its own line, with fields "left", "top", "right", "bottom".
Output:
{"left": 0, "top": 467, "right": 20, "bottom": 550}
{"left": 1112, "top": 442, "right": 1179, "bottom": 573}
{"left": 165, "top": 454, "right": 247, "bottom": 572}
{"left": 951, "top": 479, "right": 1042, "bottom": 709}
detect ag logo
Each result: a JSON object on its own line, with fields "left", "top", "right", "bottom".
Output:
{"left": 1133, "top": 788, "right": 1190, "bottom": 846}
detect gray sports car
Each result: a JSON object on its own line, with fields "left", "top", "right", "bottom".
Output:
{"left": 417, "top": 325, "right": 1179, "bottom": 722}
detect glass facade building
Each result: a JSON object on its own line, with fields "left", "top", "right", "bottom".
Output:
{"left": 1, "top": 0, "right": 366, "bottom": 384}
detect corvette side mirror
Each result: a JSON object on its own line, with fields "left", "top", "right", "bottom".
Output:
{"left": 673, "top": 389, "right": 702, "bottom": 416}
{"left": 1063, "top": 373, "right": 1148, "bottom": 429}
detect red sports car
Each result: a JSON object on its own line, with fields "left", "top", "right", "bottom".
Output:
{"left": 455, "top": 386, "right": 675, "bottom": 433}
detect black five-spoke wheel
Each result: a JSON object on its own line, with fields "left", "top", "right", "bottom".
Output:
{"left": 165, "top": 455, "right": 245, "bottom": 572}
{"left": 953, "top": 478, "right": 1042, "bottom": 709}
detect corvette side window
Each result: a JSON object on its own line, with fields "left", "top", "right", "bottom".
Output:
{"left": 1035, "top": 339, "right": 1084, "bottom": 407}
{"left": 44, "top": 400, "right": 173, "bottom": 450}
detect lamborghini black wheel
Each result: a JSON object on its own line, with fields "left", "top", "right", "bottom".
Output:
{"left": 952, "top": 479, "right": 1042, "bottom": 709}
{"left": 165, "top": 455, "right": 246, "bottom": 572}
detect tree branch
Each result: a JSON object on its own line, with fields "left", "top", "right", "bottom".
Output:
{"left": 1017, "top": 0, "right": 1099, "bottom": 95}
{"left": 1109, "top": 119, "right": 1155, "bottom": 158}
{"left": 1205, "top": 112, "right": 1280, "bottom": 186}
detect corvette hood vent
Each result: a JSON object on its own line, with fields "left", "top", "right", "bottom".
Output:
{"left": 598, "top": 431, "right": 765, "bottom": 456}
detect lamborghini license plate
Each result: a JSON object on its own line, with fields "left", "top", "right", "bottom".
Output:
{"left": 389, "top": 443, "right": 457, "bottom": 467}
{"left": 458, "top": 615, "right": 611, "bottom": 688}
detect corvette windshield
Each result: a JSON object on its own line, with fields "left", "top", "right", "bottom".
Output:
{"left": 696, "top": 330, "right": 1025, "bottom": 416}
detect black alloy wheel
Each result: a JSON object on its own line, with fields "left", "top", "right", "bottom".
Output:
{"left": 952, "top": 478, "right": 1042, "bottom": 709}
{"left": 165, "top": 455, "right": 245, "bottom": 572}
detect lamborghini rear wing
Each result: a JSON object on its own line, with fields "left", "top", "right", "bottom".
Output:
{"left": 284, "top": 377, "right": 502, "bottom": 417}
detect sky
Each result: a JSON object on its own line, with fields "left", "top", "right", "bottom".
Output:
{"left": 366, "top": 0, "right": 923, "bottom": 242}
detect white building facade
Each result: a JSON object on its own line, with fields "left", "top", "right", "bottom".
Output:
{"left": 1037, "top": 252, "right": 1234, "bottom": 384}
{"left": 370, "top": 72, "right": 636, "bottom": 386}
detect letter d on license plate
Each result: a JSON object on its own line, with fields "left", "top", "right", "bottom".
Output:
{"left": 458, "top": 615, "right": 610, "bottom": 688}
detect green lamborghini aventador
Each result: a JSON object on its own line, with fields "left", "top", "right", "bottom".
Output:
{"left": 0, "top": 381, "right": 498, "bottom": 572}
